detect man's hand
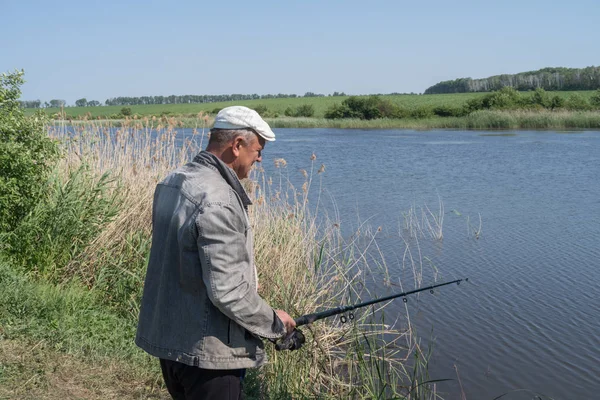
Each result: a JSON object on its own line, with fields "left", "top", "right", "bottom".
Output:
{"left": 275, "top": 310, "right": 296, "bottom": 335}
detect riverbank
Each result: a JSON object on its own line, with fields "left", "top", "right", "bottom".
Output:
{"left": 52, "top": 109, "right": 600, "bottom": 130}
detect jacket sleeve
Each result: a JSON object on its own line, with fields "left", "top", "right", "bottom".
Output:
{"left": 196, "top": 202, "right": 286, "bottom": 340}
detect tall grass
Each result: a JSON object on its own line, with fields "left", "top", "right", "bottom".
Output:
{"left": 57, "top": 109, "right": 600, "bottom": 130}
{"left": 3, "top": 117, "right": 446, "bottom": 399}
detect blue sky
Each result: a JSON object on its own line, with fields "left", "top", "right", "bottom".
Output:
{"left": 2, "top": 0, "right": 598, "bottom": 104}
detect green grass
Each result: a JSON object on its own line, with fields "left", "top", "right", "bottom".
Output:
{"left": 0, "top": 260, "right": 166, "bottom": 399}
{"left": 28, "top": 91, "right": 598, "bottom": 120}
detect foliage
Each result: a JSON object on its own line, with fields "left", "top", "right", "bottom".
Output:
{"left": 549, "top": 95, "right": 565, "bottom": 110}
{"left": 284, "top": 104, "right": 315, "bottom": 117}
{"left": 1, "top": 164, "right": 120, "bottom": 279}
{"left": 410, "top": 106, "right": 434, "bottom": 119}
{"left": 530, "top": 88, "right": 550, "bottom": 108}
{"left": 0, "top": 70, "right": 60, "bottom": 233}
{"left": 49, "top": 99, "right": 65, "bottom": 108}
{"left": 432, "top": 105, "right": 465, "bottom": 117}
{"left": 75, "top": 98, "right": 88, "bottom": 107}
{"left": 425, "top": 65, "right": 600, "bottom": 93}
{"left": 120, "top": 106, "right": 132, "bottom": 116}
{"left": 324, "top": 96, "right": 408, "bottom": 120}
{"left": 564, "top": 94, "right": 591, "bottom": 110}
{"left": 251, "top": 104, "right": 279, "bottom": 118}
{"left": 589, "top": 89, "right": 600, "bottom": 107}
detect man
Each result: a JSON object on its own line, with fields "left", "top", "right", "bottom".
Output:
{"left": 136, "top": 106, "right": 297, "bottom": 399}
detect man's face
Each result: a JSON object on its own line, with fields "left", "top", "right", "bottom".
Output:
{"left": 233, "top": 134, "right": 265, "bottom": 180}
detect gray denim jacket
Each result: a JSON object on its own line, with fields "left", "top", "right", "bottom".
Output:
{"left": 136, "top": 151, "right": 285, "bottom": 369}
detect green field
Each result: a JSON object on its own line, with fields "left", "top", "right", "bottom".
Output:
{"left": 27, "top": 91, "right": 598, "bottom": 119}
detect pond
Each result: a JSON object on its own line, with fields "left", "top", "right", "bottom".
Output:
{"left": 258, "top": 128, "right": 600, "bottom": 400}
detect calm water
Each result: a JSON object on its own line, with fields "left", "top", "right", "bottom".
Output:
{"left": 257, "top": 129, "right": 600, "bottom": 399}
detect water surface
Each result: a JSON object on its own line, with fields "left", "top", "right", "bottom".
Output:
{"left": 259, "top": 129, "right": 600, "bottom": 399}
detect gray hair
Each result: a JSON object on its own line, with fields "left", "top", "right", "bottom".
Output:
{"left": 208, "top": 128, "right": 257, "bottom": 147}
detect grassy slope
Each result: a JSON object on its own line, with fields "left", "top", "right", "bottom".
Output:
{"left": 0, "top": 261, "right": 167, "bottom": 399}
{"left": 27, "top": 91, "right": 598, "bottom": 119}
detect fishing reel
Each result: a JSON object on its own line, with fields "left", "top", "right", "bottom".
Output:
{"left": 274, "top": 328, "right": 306, "bottom": 351}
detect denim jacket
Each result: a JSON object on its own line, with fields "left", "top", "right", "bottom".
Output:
{"left": 136, "top": 151, "right": 285, "bottom": 369}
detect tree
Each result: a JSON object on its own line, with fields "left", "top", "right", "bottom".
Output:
{"left": 75, "top": 98, "right": 88, "bottom": 107}
{"left": 531, "top": 88, "right": 550, "bottom": 108}
{"left": 49, "top": 99, "right": 65, "bottom": 108}
{"left": 0, "top": 70, "right": 60, "bottom": 232}
{"left": 88, "top": 100, "right": 100, "bottom": 107}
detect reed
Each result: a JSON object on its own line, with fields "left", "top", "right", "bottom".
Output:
{"left": 1, "top": 116, "right": 446, "bottom": 398}
{"left": 52, "top": 117, "right": 442, "bottom": 398}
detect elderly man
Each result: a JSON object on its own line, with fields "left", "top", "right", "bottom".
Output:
{"left": 136, "top": 106, "right": 297, "bottom": 399}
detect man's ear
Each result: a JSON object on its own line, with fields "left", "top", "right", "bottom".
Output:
{"left": 231, "top": 136, "right": 244, "bottom": 157}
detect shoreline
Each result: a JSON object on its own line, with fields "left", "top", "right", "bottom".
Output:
{"left": 50, "top": 109, "right": 600, "bottom": 130}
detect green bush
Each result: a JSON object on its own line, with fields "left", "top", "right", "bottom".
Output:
{"left": 549, "top": 95, "right": 565, "bottom": 110}
{"left": 343, "top": 96, "right": 382, "bottom": 120}
{"left": 325, "top": 96, "right": 404, "bottom": 120}
{"left": 481, "top": 87, "right": 523, "bottom": 109}
{"left": 252, "top": 104, "right": 269, "bottom": 116}
{"left": 1, "top": 164, "right": 120, "bottom": 278}
{"left": 324, "top": 103, "right": 354, "bottom": 119}
{"left": 410, "top": 106, "right": 434, "bottom": 119}
{"left": 295, "top": 104, "right": 315, "bottom": 117}
{"left": 565, "top": 94, "right": 590, "bottom": 111}
{"left": 590, "top": 89, "right": 600, "bottom": 108}
{"left": 120, "top": 107, "right": 132, "bottom": 116}
{"left": 284, "top": 104, "right": 315, "bottom": 117}
{"left": 530, "top": 88, "right": 550, "bottom": 108}
{"left": 432, "top": 105, "right": 465, "bottom": 117}
{"left": 0, "top": 70, "right": 60, "bottom": 233}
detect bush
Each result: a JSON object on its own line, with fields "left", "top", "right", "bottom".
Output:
{"left": 1, "top": 164, "right": 120, "bottom": 278}
{"left": 324, "top": 103, "right": 353, "bottom": 119}
{"left": 482, "top": 87, "right": 523, "bottom": 109}
{"left": 432, "top": 105, "right": 465, "bottom": 117}
{"left": 590, "top": 89, "right": 600, "bottom": 108}
{"left": 120, "top": 107, "right": 132, "bottom": 116}
{"left": 284, "top": 104, "right": 315, "bottom": 117}
{"left": 0, "top": 70, "right": 60, "bottom": 233}
{"left": 530, "top": 88, "right": 550, "bottom": 108}
{"left": 410, "top": 106, "right": 434, "bottom": 119}
{"left": 325, "top": 96, "right": 402, "bottom": 120}
{"left": 295, "top": 104, "right": 315, "bottom": 117}
{"left": 549, "top": 95, "right": 565, "bottom": 110}
{"left": 252, "top": 104, "right": 269, "bottom": 116}
{"left": 565, "top": 94, "right": 590, "bottom": 111}
{"left": 343, "top": 96, "right": 382, "bottom": 120}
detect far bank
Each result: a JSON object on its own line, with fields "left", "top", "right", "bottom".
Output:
{"left": 53, "top": 110, "right": 600, "bottom": 130}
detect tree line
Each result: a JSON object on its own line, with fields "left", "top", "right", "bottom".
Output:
{"left": 425, "top": 66, "right": 600, "bottom": 94}
{"left": 19, "top": 92, "right": 350, "bottom": 109}
{"left": 324, "top": 88, "right": 600, "bottom": 120}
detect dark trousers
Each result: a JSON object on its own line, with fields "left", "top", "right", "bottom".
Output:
{"left": 160, "top": 358, "right": 245, "bottom": 400}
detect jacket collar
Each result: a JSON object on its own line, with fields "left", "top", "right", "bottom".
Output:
{"left": 193, "top": 151, "right": 253, "bottom": 209}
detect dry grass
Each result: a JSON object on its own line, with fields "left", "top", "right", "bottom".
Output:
{"left": 46, "top": 117, "right": 441, "bottom": 399}
{"left": 0, "top": 338, "right": 168, "bottom": 400}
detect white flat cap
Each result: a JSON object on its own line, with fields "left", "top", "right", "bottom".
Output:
{"left": 213, "top": 106, "right": 276, "bottom": 141}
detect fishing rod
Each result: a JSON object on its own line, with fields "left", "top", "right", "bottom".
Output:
{"left": 275, "top": 278, "right": 468, "bottom": 351}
